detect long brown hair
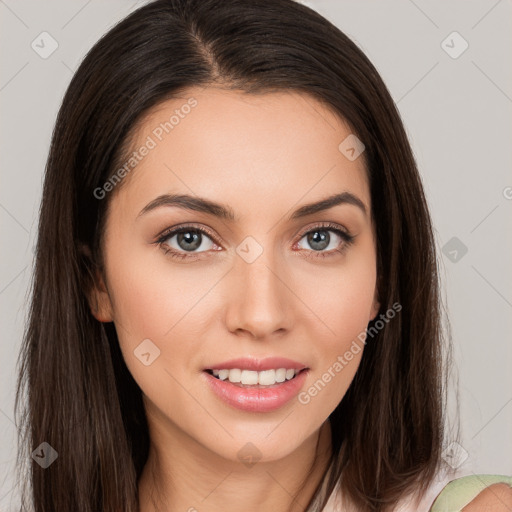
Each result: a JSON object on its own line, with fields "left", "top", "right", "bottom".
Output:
{"left": 15, "top": 0, "right": 458, "bottom": 510}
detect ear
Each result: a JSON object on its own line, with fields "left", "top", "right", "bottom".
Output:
{"left": 88, "top": 270, "right": 114, "bottom": 323}
{"left": 369, "top": 287, "right": 381, "bottom": 322}
{"left": 79, "top": 244, "right": 114, "bottom": 323}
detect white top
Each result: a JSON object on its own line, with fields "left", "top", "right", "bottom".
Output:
{"left": 321, "top": 467, "right": 467, "bottom": 512}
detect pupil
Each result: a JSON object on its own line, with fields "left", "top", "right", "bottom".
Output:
{"left": 177, "top": 231, "right": 201, "bottom": 251}
{"left": 308, "top": 230, "right": 329, "bottom": 250}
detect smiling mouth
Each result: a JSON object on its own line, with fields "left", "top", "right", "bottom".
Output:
{"left": 204, "top": 368, "right": 309, "bottom": 389}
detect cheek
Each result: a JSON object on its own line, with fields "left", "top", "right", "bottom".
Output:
{"left": 294, "top": 248, "right": 377, "bottom": 346}
{"left": 105, "top": 254, "right": 211, "bottom": 409}
{"left": 104, "top": 241, "right": 232, "bottom": 398}
{"left": 106, "top": 246, "right": 216, "bottom": 342}
{"left": 294, "top": 248, "right": 376, "bottom": 408}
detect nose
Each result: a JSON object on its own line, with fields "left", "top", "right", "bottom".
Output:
{"left": 224, "top": 246, "right": 293, "bottom": 340}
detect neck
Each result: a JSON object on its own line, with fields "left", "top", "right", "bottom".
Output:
{"left": 138, "top": 416, "right": 333, "bottom": 512}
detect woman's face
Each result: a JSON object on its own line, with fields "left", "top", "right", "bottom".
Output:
{"left": 91, "top": 87, "right": 380, "bottom": 463}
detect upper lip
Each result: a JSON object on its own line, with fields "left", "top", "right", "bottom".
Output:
{"left": 204, "top": 357, "right": 308, "bottom": 372}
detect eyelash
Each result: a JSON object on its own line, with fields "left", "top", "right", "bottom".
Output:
{"left": 154, "top": 222, "right": 355, "bottom": 262}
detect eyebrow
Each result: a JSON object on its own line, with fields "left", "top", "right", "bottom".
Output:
{"left": 137, "top": 191, "right": 367, "bottom": 221}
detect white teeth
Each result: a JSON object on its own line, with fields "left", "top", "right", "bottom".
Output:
{"left": 228, "top": 368, "right": 242, "bottom": 383}
{"left": 258, "top": 369, "right": 275, "bottom": 386}
{"left": 275, "top": 368, "right": 286, "bottom": 382}
{"left": 241, "top": 370, "right": 259, "bottom": 385}
{"left": 218, "top": 369, "right": 229, "bottom": 380}
{"left": 210, "top": 367, "right": 301, "bottom": 385}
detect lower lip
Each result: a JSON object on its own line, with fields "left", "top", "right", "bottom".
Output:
{"left": 203, "top": 369, "right": 309, "bottom": 413}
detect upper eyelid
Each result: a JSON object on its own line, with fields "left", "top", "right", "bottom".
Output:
{"left": 156, "top": 223, "right": 219, "bottom": 245}
{"left": 296, "top": 222, "right": 350, "bottom": 238}
{"left": 156, "top": 222, "right": 352, "bottom": 250}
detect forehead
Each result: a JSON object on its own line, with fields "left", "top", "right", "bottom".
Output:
{"left": 112, "top": 86, "right": 370, "bottom": 220}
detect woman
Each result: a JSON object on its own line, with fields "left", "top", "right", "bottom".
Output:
{"left": 14, "top": 0, "right": 512, "bottom": 511}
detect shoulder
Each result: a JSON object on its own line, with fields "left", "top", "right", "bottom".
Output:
{"left": 321, "top": 473, "right": 512, "bottom": 512}
{"left": 430, "top": 474, "right": 512, "bottom": 511}
{"left": 460, "top": 483, "right": 512, "bottom": 510}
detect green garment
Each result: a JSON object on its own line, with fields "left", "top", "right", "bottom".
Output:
{"left": 430, "top": 474, "right": 512, "bottom": 511}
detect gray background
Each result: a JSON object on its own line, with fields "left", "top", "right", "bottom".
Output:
{"left": 1, "top": 0, "right": 511, "bottom": 509}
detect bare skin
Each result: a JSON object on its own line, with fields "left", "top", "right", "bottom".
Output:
{"left": 88, "top": 87, "right": 382, "bottom": 512}
{"left": 460, "top": 483, "right": 512, "bottom": 511}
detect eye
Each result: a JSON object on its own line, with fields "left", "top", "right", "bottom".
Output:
{"left": 155, "top": 222, "right": 355, "bottom": 262}
{"left": 155, "top": 224, "right": 221, "bottom": 261}
{"left": 295, "top": 222, "right": 355, "bottom": 258}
